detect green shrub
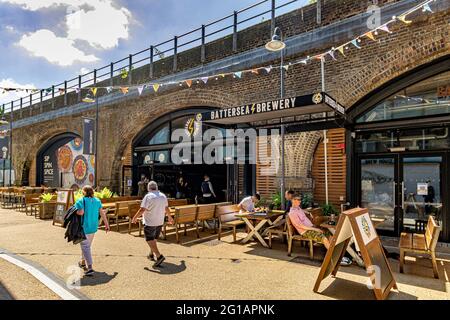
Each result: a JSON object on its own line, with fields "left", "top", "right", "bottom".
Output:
{"left": 40, "top": 193, "right": 54, "bottom": 203}
{"left": 321, "top": 203, "right": 338, "bottom": 216}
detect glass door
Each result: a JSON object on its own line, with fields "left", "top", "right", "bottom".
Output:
{"left": 359, "top": 156, "right": 399, "bottom": 234}
{"left": 400, "top": 155, "right": 444, "bottom": 233}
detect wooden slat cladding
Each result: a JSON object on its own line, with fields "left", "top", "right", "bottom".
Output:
{"left": 256, "top": 135, "right": 277, "bottom": 198}
{"left": 312, "top": 128, "right": 346, "bottom": 211}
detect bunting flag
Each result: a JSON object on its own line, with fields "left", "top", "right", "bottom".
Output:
{"left": 137, "top": 85, "right": 145, "bottom": 96}
{"left": 328, "top": 50, "right": 337, "bottom": 61}
{"left": 378, "top": 24, "right": 392, "bottom": 33}
{"left": 201, "top": 77, "right": 209, "bottom": 84}
{"left": 283, "top": 65, "right": 290, "bottom": 71}
{"left": 91, "top": 88, "right": 98, "bottom": 97}
{"left": 365, "top": 31, "right": 376, "bottom": 41}
{"left": 120, "top": 69, "right": 128, "bottom": 79}
{"left": 58, "top": 88, "right": 65, "bottom": 95}
{"left": 185, "top": 79, "right": 193, "bottom": 88}
{"left": 300, "top": 59, "right": 309, "bottom": 64}
{"left": 351, "top": 39, "right": 362, "bottom": 49}
{"left": 106, "top": 87, "right": 113, "bottom": 93}
{"left": 220, "top": 74, "right": 226, "bottom": 78}
{"left": 337, "top": 46, "right": 346, "bottom": 56}
{"left": 153, "top": 84, "right": 160, "bottom": 93}
{"left": 313, "top": 54, "right": 324, "bottom": 61}
{"left": 234, "top": 71, "right": 242, "bottom": 78}
{"left": 120, "top": 87, "right": 129, "bottom": 94}
{"left": 75, "top": 88, "right": 81, "bottom": 94}
{"left": 264, "top": 66, "right": 272, "bottom": 73}
{"left": 423, "top": 3, "right": 433, "bottom": 13}
{"left": 251, "top": 69, "right": 259, "bottom": 75}
{"left": 398, "top": 15, "right": 413, "bottom": 24}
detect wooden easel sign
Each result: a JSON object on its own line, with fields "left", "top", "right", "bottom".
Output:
{"left": 53, "top": 189, "right": 74, "bottom": 226}
{"left": 313, "top": 207, "right": 397, "bottom": 300}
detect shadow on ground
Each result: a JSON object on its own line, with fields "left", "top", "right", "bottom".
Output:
{"left": 144, "top": 260, "right": 187, "bottom": 275}
{"left": 80, "top": 272, "right": 118, "bottom": 286}
{"left": 0, "top": 281, "right": 14, "bottom": 300}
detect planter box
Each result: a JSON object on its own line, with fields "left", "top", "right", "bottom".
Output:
{"left": 39, "top": 202, "right": 56, "bottom": 220}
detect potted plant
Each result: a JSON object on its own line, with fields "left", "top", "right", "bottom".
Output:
{"left": 269, "top": 191, "right": 282, "bottom": 210}
{"left": 39, "top": 193, "right": 56, "bottom": 219}
{"left": 301, "top": 193, "right": 313, "bottom": 209}
{"left": 321, "top": 203, "right": 338, "bottom": 225}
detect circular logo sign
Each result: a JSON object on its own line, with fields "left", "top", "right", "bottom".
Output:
{"left": 158, "top": 153, "right": 166, "bottom": 163}
{"left": 312, "top": 93, "right": 323, "bottom": 104}
{"left": 184, "top": 118, "right": 201, "bottom": 137}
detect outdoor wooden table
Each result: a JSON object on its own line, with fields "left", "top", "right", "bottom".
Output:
{"left": 235, "top": 210, "right": 285, "bottom": 248}
{"left": 320, "top": 217, "right": 386, "bottom": 268}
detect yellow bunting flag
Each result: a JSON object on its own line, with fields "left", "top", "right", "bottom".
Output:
{"left": 91, "top": 88, "right": 98, "bottom": 96}
{"left": 153, "top": 84, "right": 160, "bottom": 92}
{"left": 120, "top": 87, "right": 129, "bottom": 94}
{"left": 220, "top": 74, "right": 226, "bottom": 78}
{"left": 185, "top": 80, "right": 193, "bottom": 88}
{"left": 337, "top": 46, "right": 345, "bottom": 56}
{"left": 398, "top": 15, "right": 412, "bottom": 24}
{"left": 365, "top": 31, "right": 376, "bottom": 41}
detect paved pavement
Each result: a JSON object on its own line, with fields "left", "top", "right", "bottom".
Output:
{"left": 0, "top": 207, "right": 449, "bottom": 300}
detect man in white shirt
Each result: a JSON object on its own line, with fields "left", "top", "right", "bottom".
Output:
{"left": 238, "top": 193, "right": 261, "bottom": 213}
{"left": 132, "top": 181, "right": 173, "bottom": 267}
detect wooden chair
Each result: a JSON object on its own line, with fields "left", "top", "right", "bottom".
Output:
{"left": 174, "top": 206, "right": 198, "bottom": 243}
{"left": 267, "top": 218, "right": 287, "bottom": 248}
{"left": 196, "top": 204, "right": 216, "bottom": 232}
{"left": 286, "top": 216, "right": 322, "bottom": 260}
{"left": 400, "top": 215, "right": 441, "bottom": 279}
{"left": 23, "top": 193, "right": 41, "bottom": 216}
{"left": 216, "top": 205, "right": 244, "bottom": 242}
{"left": 127, "top": 202, "right": 141, "bottom": 234}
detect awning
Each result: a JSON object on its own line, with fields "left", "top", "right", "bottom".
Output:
{"left": 200, "top": 92, "right": 345, "bottom": 125}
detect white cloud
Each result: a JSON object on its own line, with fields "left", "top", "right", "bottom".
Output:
{"left": 0, "top": 78, "right": 36, "bottom": 105}
{"left": 2, "top": 0, "right": 131, "bottom": 49}
{"left": 18, "top": 29, "right": 99, "bottom": 66}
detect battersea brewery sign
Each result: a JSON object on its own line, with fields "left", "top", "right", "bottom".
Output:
{"left": 202, "top": 93, "right": 345, "bottom": 123}
{"left": 209, "top": 97, "right": 298, "bottom": 121}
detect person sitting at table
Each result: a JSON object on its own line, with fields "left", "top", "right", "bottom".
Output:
{"left": 238, "top": 193, "right": 260, "bottom": 213}
{"left": 288, "top": 196, "right": 331, "bottom": 249}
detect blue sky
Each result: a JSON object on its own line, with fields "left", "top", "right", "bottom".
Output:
{"left": 0, "top": 0, "right": 308, "bottom": 104}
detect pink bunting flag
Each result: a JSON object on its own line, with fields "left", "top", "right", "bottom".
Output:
{"left": 201, "top": 77, "right": 209, "bottom": 84}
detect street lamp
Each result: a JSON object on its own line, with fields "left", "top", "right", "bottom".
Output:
{"left": 266, "top": 27, "right": 287, "bottom": 210}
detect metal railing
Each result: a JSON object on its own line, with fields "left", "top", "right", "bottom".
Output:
{"left": 1, "top": 0, "right": 310, "bottom": 119}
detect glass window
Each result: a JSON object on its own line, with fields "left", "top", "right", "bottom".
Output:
{"left": 148, "top": 124, "right": 170, "bottom": 145}
{"left": 356, "top": 131, "right": 397, "bottom": 153}
{"left": 357, "top": 71, "right": 450, "bottom": 123}
{"left": 139, "top": 150, "right": 170, "bottom": 165}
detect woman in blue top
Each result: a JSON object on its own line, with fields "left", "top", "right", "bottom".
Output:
{"left": 76, "top": 185, "right": 110, "bottom": 276}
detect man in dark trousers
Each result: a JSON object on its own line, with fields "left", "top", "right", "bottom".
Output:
{"left": 201, "top": 174, "right": 216, "bottom": 204}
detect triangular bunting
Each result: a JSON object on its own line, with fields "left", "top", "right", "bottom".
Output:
{"left": 153, "top": 84, "right": 160, "bottom": 92}
{"left": 120, "top": 87, "right": 129, "bottom": 95}
{"left": 365, "top": 31, "right": 376, "bottom": 41}
{"left": 300, "top": 59, "right": 308, "bottom": 65}
{"left": 251, "top": 69, "right": 259, "bottom": 75}
{"left": 75, "top": 88, "right": 80, "bottom": 94}
{"left": 423, "top": 3, "right": 433, "bottom": 13}
{"left": 106, "top": 86, "right": 113, "bottom": 93}
{"left": 328, "top": 50, "right": 337, "bottom": 61}
{"left": 283, "top": 65, "right": 290, "bottom": 71}
{"left": 91, "top": 87, "right": 98, "bottom": 96}
{"left": 351, "top": 39, "right": 362, "bottom": 49}
{"left": 220, "top": 74, "right": 226, "bottom": 78}
{"left": 201, "top": 77, "right": 209, "bottom": 84}
{"left": 378, "top": 24, "right": 392, "bottom": 34}
{"left": 264, "top": 66, "right": 272, "bottom": 73}
{"left": 185, "top": 79, "right": 193, "bottom": 88}
{"left": 398, "top": 15, "right": 412, "bottom": 24}
{"left": 59, "top": 88, "right": 65, "bottom": 94}
{"left": 234, "top": 72, "right": 242, "bottom": 78}
{"left": 137, "top": 86, "right": 144, "bottom": 96}
{"left": 337, "top": 46, "right": 346, "bottom": 56}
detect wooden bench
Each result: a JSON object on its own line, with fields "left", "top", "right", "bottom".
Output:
{"left": 216, "top": 204, "right": 244, "bottom": 242}
{"left": 174, "top": 205, "right": 198, "bottom": 243}
{"left": 196, "top": 204, "right": 216, "bottom": 232}
{"left": 400, "top": 215, "right": 441, "bottom": 279}
{"left": 101, "top": 196, "right": 141, "bottom": 204}
{"left": 22, "top": 193, "right": 42, "bottom": 216}
{"left": 127, "top": 202, "right": 141, "bottom": 234}
{"left": 108, "top": 200, "right": 141, "bottom": 231}
{"left": 168, "top": 199, "right": 188, "bottom": 206}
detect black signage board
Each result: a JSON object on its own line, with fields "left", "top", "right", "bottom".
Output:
{"left": 83, "top": 118, "right": 95, "bottom": 155}
{"left": 201, "top": 92, "right": 345, "bottom": 125}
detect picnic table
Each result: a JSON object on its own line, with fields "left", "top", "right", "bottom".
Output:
{"left": 235, "top": 210, "right": 285, "bottom": 248}
{"left": 320, "top": 217, "right": 386, "bottom": 267}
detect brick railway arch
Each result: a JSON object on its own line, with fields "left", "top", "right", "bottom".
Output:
{"left": 107, "top": 88, "right": 240, "bottom": 191}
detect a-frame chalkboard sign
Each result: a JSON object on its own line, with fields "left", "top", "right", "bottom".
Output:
{"left": 313, "top": 207, "right": 397, "bottom": 300}
{"left": 53, "top": 189, "right": 75, "bottom": 226}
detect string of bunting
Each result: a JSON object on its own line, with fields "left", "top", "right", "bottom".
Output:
{"left": 0, "top": 0, "right": 438, "bottom": 104}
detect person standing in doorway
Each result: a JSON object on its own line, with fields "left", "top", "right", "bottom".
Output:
{"left": 285, "top": 190, "right": 295, "bottom": 214}
{"left": 201, "top": 174, "right": 216, "bottom": 204}
{"left": 132, "top": 181, "right": 173, "bottom": 267}
{"left": 137, "top": 174, "right": 149, "bottom": 198}
{"left": 76, "top": 185, "right": 110, "bottom": 276}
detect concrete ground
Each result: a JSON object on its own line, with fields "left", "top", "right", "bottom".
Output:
{"left": 0, "top": 207, "right": 449, "bottom": 300}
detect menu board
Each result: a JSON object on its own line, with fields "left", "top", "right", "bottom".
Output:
{"left": 53, "top": 189, "right": 74, "bottom": 226}
{"left": 314, "top": 207, "right": 397, "bottom": 300}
